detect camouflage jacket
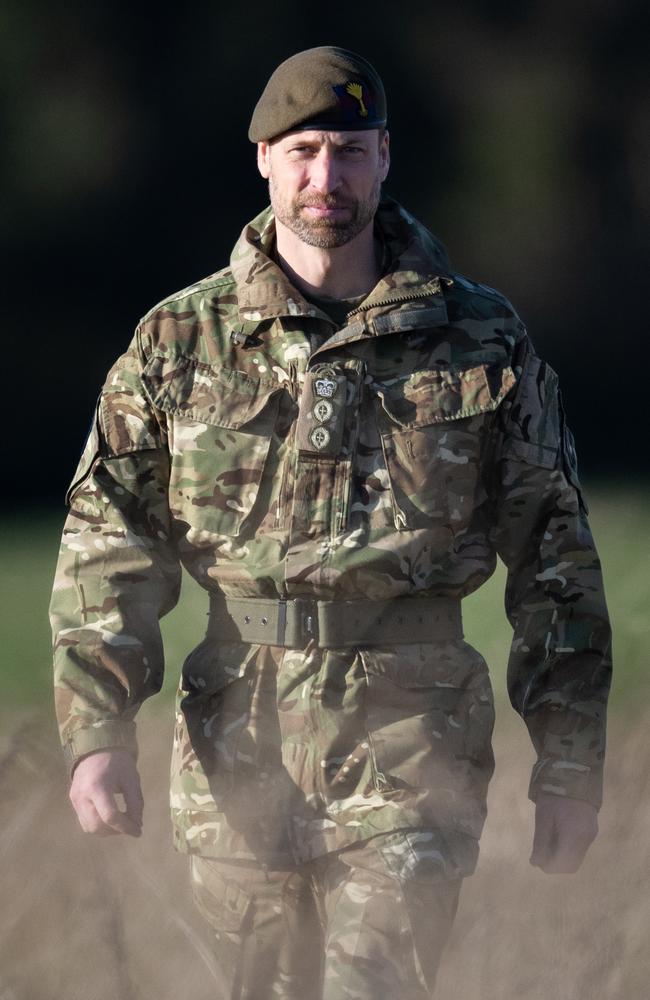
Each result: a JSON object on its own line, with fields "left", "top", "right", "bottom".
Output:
{"left": 50, "top": 195, "right": 611, "bottom": 874}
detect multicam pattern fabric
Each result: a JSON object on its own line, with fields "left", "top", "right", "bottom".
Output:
{"left": 50, "top": 193, "right": 612, "bottom": 871}
{"left": 189, "top": 833, "right": 461, "bottom": 999}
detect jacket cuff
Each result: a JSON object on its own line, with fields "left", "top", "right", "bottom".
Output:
{"left": 62, "top": 720, "right": 138, "bottom": 775}
{"left": 528, "top": 756, "right": 603, "bottom": 810}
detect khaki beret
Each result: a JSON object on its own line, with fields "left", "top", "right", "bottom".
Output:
{"left": 249, "top": 45, "right": 387, "bottom": 143}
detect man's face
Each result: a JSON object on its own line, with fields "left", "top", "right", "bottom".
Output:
{"left": 257, "top": 129, "right": 390, "bottom": 248}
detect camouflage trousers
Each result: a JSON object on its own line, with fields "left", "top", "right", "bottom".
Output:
{"left": 190, "top": 835, "right": 462, "bottom": 1000}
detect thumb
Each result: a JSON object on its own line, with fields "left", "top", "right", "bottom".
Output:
{"left": 120, "top": 765, "right": 144, "bottom": 830}
{"left": 530, "top": 798, "right": 556, "bottom": 869}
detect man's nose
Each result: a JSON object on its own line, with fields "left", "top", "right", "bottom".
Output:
{"left": 309, "top": 150, "right": 341, "bottom": 194}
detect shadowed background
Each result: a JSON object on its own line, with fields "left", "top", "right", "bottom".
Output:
{"left": 2, "top": 0, "right": 648, "bottom": 504}
{"left": 1, "top": 2, "right": 648, "bottom": 998}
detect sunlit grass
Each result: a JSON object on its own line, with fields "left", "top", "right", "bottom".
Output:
{"left": 1, "top": 483, "right": 646, "bottom": 711}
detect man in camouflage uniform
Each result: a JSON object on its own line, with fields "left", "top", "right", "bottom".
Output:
{"left": 50, "top": 47, "right": 612, "bottom": 999}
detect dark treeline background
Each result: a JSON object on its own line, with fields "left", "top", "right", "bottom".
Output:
{"left": 3, "top": 0, "right": 648, "bottom": 508}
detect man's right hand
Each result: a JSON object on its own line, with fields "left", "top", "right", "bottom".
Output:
{"left": 69, "top": 748, "right": 144, "bottom": 837}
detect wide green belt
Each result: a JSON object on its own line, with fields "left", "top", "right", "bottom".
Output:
{"left": 207, "top": 594, "right": 463, "bottom": 648}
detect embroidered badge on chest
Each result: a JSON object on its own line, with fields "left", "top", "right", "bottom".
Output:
{"left": 309, "top": 426, "right": 331, "bottom": 450}
{"left": 312, "top": 399, "right": 334, "bottom": 423}
{"left": 315, "top": 378, "right": 337, "bottom": 399}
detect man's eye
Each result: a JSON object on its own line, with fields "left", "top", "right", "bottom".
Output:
{"left": 342, "top": 146, "right": 364, "bottom": 154}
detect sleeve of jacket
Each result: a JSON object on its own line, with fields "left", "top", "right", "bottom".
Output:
{"left": 488, "top": 331, "right": 612, "bottom": 809}
{"left": 49, "top": 325, "right": 182, "bottom": 771}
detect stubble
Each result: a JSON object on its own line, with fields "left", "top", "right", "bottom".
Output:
{"left": 268, "top": 172, "right": 381, "bottom": 249}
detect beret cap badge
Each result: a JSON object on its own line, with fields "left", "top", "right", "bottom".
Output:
{"left": 344, "top": 82, "right": 368, "bottom": 117}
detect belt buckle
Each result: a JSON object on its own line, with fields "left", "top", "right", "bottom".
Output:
{"left": 290, "top": 598, "right": 318, "bottom": 646}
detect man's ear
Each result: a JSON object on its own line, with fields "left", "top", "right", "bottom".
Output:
{"left": 379, "top": 130, "right": 390, "bottom": 182}
{"left": 257, "top": 141, "right": 271, "bottom": 179}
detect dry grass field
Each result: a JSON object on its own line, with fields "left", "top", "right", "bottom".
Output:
{"left": 1, "top": 487, "right": 647, "bottom": 999}
{"left": 1, "top": 706, "right": 648, "bottom": 1000}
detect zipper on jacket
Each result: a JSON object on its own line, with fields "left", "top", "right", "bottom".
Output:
{"left": 368, "top": 736, "right": 394, "bottom": 793}
{"left": 345, "top": 276, "right": 452, "bottom": 320}
{"left": 309, "top": 281, "right": 451, "bottom": 364}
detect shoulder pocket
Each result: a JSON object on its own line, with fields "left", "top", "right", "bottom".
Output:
{"left": 375, "top": 363, "right": 515, "bottom": 532}
{"left": 500, "top": 355, "right": 560, "bottom": 469}
{"left": 65, "top": 358, "right": 165, "bottom": 507}
{"left": 65, "top": 403, "right": 102, "bottom": 507}
{"left": 142, "top": 354, "right": 284, "bottom": 538}
{"left": 558, "top": 390, "right": 589, "bottom": 513}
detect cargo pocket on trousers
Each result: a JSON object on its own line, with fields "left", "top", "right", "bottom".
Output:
{"left": 360, "top": 645, "right": 495, "bottom": 800}
{"left": 190, "top": 858, "right": 252, "bottom": 996}
{"left": 375, "top": 363, "right": 515, "bottom": 533}
{"left": 143, "top": 354, "right": 285, "bottom": 537}
{"left": 190, "top": 856, "right": 251, "bottom": 934}
{"left": 173, "top": 640, "right": 254, "bottom": 801}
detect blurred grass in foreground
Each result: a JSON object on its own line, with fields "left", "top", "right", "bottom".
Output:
{"left": 1, "top": 482, "right": 646, "bottom": 713}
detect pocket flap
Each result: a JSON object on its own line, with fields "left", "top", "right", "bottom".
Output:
{"left": 190, "top": 858, "right": 250, "bottom": 932}
{"left": 360, "top": 647, "right": 475, "bottom": 702}
{"left": 65, "top": 368, "right": 165, "bottom": 504}
{"left": 500, "top": 354, "right": 561, "bottom": 469}
{"left": 502, "top": 435, "right": 558, "bottom": 469}
{"left": 65, "top": 403, "right": 102, "bottom": 506}
{"left": 376, "top": 363, "right": 515, "bottom": 428}
{"left": 181, "top": 639, "right": 252, "bottom": 696}
{"left": 142, "top": 354, "right": 281, "bottom": 429}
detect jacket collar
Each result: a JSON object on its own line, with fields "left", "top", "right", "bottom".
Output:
{"left": 229, "top": 193, "right": 452, "bottom": 324}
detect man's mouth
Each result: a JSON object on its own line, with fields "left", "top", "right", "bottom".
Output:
{"left": 300, "top": 201, "right": 352, "bottom": 221}
{"left": 306, "top": 204, "right": 346, "bottom": 214}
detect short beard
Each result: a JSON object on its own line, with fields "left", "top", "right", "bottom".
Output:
{"left": 269, "top": 174, "right": 381, "bottom": 249}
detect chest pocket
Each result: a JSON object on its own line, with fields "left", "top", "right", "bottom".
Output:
{"left": 143, "top": 354, "right": 284, "bottom": 538}
{"left": 375, "top": 363, "right": 515, "bottom": 533}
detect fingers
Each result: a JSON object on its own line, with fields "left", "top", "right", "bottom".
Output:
{"left": 121, "top": 771, "right": 145, "bottom": 831}
{"left": 537, "top": 840, "right": 588, "bottom": 875}
{"left": 71, "top": 786, "right": 142, "bottom": 837}
{"left": 75, "top": 797, "right": 121, "bottom": 837}
{"left": 541, "top": 813, "right": 598, "bottom": 874}
{"left": 69, "top": 749, "right": 144, "bottom": 838}
{"left": 530, "top": 793, "right": 599, "bottom": 874}
{"left": 529, "top": 799, "right": 556, "bottom": 870}
{"left": 93, "top": 787, "right": 142, "bottom": 837}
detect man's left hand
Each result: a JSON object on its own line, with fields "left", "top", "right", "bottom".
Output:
{"left": 530, "top": 791, "right": 599, "bottom": 874}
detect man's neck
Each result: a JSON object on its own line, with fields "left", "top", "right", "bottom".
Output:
{"left": 274, "top": 217, "right": 382, "bottom": 301}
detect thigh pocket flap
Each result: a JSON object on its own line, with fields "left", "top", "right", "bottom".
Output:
{"left": 360, "top": 646, "right": 495, "bottom": 798}
{"left": 190, "top": 857, "right": 251, "bottom": 932}
{"left": 173, "top": 640, "right": 255, "bottom": 798}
